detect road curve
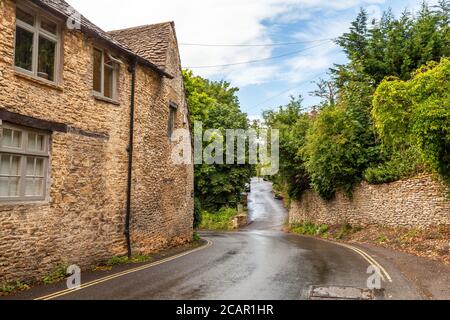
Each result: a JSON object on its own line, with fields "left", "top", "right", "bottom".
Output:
{"left": 12, "top": 178, "right": 421, "bottom": 300}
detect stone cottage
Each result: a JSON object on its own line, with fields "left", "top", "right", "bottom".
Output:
{"left": 0, "top": 0, "right": 194, "bottom": 284}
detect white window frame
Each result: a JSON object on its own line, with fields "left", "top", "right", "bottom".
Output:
{"left": 92, "top": 47, "right": 119, "bottom": 101}
{"left": 13, "top": 2, "right": 61, "bottom": 84}
{"left": 0, "top": 122, "right": 50, "bottom": 202}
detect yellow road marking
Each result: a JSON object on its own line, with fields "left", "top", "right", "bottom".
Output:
{"left": 333, "top": 241, "right": 393, "bottom": 283}
{"left": 345, "top": 244, "right": 393, "bottom": 283}
{"left": 35, "top": 239, "right": 213, "bottom": 301}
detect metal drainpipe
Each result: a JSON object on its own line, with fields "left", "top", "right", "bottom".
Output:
{"left": 125, "top": 59, "right": 137, "bottom": 259}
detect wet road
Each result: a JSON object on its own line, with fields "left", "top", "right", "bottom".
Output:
{"left": 14, "top": 178, "right": 420, "bottom": 300}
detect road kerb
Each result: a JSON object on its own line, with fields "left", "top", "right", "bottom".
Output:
{"left": 34, "top": 239, "right": 213, "bottom": 301}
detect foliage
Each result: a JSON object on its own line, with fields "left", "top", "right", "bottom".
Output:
{"left": 303, "top": 98, "right": 376, "bottom": 199}
{"left": 264, "top": 2, "right": 450, "bottom": 201}
{"left": 184, "top": 70, "right": 254, "bottom": 213}
{"left": 334, "top": 223, "right": 360, "bottom": 240}
{"left": 263, "top": 96, "right": 311, "bottom": 199}
{"left": 290, "top": 222, "right": 361, "bottom": 240}
{"left": 193, "top": 231, "right": 201, "bottom": 242}
{"left": 373, "top": 58, "right": 450, "bottom": 183}
{"left": 105, "top": 254, "right": 153, "bottom": 266}
{"left": 0, "top": 281, "right": 30, "bottom": 296}
{"left": 364, "top": 147, "right": 423, "bottom": 184}
{"left": 309, "top": 79, "right": 337, "bottom": 108}
{"left": 199, "top": 207, "right": 238, "bottom": 231}
{"left": 290, "top": 222, "right": 329, "bottom": 236}
{"left": 334, "top": 2, "right": 450, "bottom": 85}
{"left": 193, "top": 197, "right": 203, "bottom": 229}
{"left": 43, "top": 264, "right": 70, "bottom": 284}
{"left": 377, "top": 234, "right": 388, "bottom": 244}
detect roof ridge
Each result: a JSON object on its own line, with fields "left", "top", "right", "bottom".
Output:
{"left": 108, "top": 21, "right": 174, "bottom": 34}
{"left": 106, "top": 21, "right": 176, "bottom": 70}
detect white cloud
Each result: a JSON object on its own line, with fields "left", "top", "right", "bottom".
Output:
{"left": 277, "top": 16, "right": 351, "bottom": 84}
{"left": 66, "top": 0, "right": 386, "bottom": 87}
{"left": 224, "top": 64, "right": 280, "bottom": 87}
{"left": 248, "top": 115, "right": 264, "bottom": 123}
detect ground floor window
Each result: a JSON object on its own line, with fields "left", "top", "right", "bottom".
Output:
{"left": 0, "top": 123, "right": 50, "bottom": 201}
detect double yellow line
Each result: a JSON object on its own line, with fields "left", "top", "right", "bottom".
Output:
{"left": 35, "top": 239, "right": 213, "bottom": 301}
{"left": 334, "top": 242, "right": 393, "bottom": 283}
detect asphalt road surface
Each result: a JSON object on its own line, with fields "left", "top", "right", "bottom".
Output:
{"left": 12, "top": 178, "right": 422, "bottom": 300}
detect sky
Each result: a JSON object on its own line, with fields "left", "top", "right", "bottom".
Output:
{"left": 67, "top": 0, "right": 437, "bottom": 120}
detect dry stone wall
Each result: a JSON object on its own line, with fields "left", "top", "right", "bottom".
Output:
{"left": 289, "top": 174, "right": 450, "bottom": 229}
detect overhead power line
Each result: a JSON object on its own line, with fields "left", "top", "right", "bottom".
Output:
{"left": 184, "top": 41, "right": 331, "bottom": 69}
{"left": 248, "top": 72, "right": 328, "bottom": 112}
{"left": 179, "top": 38, "right": 335, "bottom": 47}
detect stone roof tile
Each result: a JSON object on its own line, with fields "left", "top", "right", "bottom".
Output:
{"left": 108, "top": 23, "right": 174, "bottom": 70}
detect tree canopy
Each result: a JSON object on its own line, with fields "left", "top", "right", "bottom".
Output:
{"left": 183, "top": 71, "right": 254, "bottom": 225}
{"left": 264, "top": 1, "right": 450, "bottom": 201}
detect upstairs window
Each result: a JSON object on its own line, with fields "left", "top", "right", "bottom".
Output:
{"left": 0, "top": 123, "right": 50, "bottom": 202}
{"left": 93, "top": 48, "right": 119, "bottom": 100}
{"left": 14, "top": 4, "right": 60, "bottom": 83}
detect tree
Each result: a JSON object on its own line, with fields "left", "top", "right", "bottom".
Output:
{"left": 263, "top": 96, "right": 312, "bottom": 199}
{"left": 309, "top": 79, "right": 337, "bottom": 108}
{"left": 373, "top": 59, "right": 450, "bottom": 183}
{"left": 265, "top": 2, "right": 450, "bottom": 201}
{"left": 183, "top": 70, "right": 254, "bottom": 213}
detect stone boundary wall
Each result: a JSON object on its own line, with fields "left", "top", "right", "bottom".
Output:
{"left": 289, "top": 174, "right": 450, "bottom": 229}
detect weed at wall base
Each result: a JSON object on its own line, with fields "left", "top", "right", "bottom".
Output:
{"left": 0, "top": 281, "right": 30, "bottom": 296}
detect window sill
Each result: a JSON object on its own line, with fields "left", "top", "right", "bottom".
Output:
{"left": 14, "top": 71, "right": 63, "bottom": 92}
{"left": 0, "top": 199, "right": 50, "bottom": 207}
{"left": 93, "top": 93, "right": 120, "bottom": 106}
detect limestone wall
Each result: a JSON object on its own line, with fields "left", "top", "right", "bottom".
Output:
{"left": 289, "top": 174, "right": 450, "bottom": 229}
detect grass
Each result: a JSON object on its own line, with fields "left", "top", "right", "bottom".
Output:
{"left": 290, "top": 221, "right": 361, "bottom": 240}
{"left": 290, "top": 221, "right": 330, "bottom": 236}
{"left": 377, "top": 234, "right": 388, "bottom": 244}
{"left": 107, "top": 254, "right": 153, "bottom": 266}
{"left": 334, "top": 223, "right": 361, "bottom": 240}
{"left": 43, "top": 264, "right": 70, "bottom": 284}
{"left": 0, "top": 281, "right": 30, "bottom": 296}
{"left": 193, "top": 231, "right": 201, "bottom": 242}
{"left": 92, "top": 254, "right": 153, "bottom": 271}
{"left": 199, "top": 208, "right": 239, "bottom": 231}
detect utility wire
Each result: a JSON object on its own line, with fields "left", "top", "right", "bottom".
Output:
{"left": 179, "top": 38, "right": 335, "bottom": 47}
{"left": 184, "top": 41, "right": 331, "bottom": 69}
{"left": 247, "top": 72, "right": 328, "bottom": 112}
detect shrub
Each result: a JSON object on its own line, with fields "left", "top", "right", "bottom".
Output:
{"left": 199, "top": 207, "right": 238, "bottom": 231}
{"left": 193, "top": 232, "right": 201, "bottom": 242}
{"left": 291, "top": 221, "right": 330, "bottom": 236}
{"left": 106, "top": 254, "right": 152, "bottom": 266}
{"left": 333, "top": 223, "right": 360, "bottom": 240}
{"left": 43, "top": 264, "right": 70, "bottom": 284}
{"left": 364, "top": 147, "right": 423, "bottom": 184}
{"left": 303, "top": 105, "right": 371, "bottom": 199}
{"left": 373, "top": 59, "right": 450, "bottom": 184}
{"left": 0, "top": 281, "right": 30, "bottom": 296}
